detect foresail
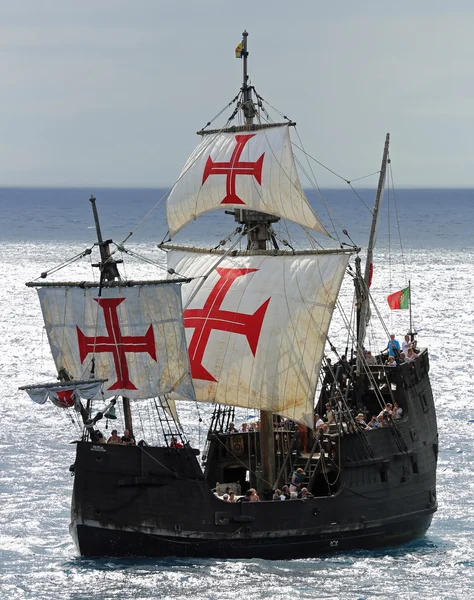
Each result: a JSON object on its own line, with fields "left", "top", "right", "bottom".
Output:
{"left": 166, "top": 249, "right": 350, "bottom": 427}
{"left": 165, "top": 125, "right": 329, "bottom": 237}
{"left": 36, "top": 283, "right": 195, "bottom": 401}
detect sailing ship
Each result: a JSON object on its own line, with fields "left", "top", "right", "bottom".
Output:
{"left": 21, "top": 32, "right": 438, "bottom": 559}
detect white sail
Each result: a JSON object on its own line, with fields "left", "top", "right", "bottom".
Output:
{"left": 37, "top": 284, "right": 195, "bottom": 401}
{"left": 165, "top": 125, "right": 329, "bottom": 237}
{"left": 166, "top": 248, "right": 350, "bottom": 427}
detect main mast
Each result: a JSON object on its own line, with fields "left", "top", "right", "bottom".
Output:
{"left": 235, "top": 31, "right": 277, "bottom": 491}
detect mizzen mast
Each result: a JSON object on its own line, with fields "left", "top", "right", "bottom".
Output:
{"left": 356, "top": 133, "right": 390, "bottom": 373}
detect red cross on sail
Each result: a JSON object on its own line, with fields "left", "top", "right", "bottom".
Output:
{"left": 76, "top": 297, "right": 157, "bottom": 391}
{"left": 184, "top": 268, "right": 270, "bottom": 381}
{"left": 201, "top": 134, "right": 264, "bottom": 205}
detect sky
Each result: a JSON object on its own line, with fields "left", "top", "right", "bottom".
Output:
{"left": 1, "top": 0, "right": 474, "bottom": 187}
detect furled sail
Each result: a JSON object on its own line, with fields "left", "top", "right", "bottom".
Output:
{"left": 21, "top": 380, "right": 105, "bottom": 407}
{"left": 34, "top": 282, "right": 195, "bottom": 401}
{"left": 165, "top": 124, "right": 329, "bottom": 237}
{"left": 166, "top": 248, "right": 350, "bottom": 427}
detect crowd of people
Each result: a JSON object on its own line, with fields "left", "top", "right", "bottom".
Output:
{"left": 384, "top": 334, "right": 420, "bottom": 365}
{"left": 227, "top": 421, "right": 260, "bottom": 434}
{"left": 92, "top": 429, "right": 136, "bottom": 446}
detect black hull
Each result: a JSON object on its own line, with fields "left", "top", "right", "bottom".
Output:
{"left": 73, "top": 512, "right": 434, "bottom": 559}
{"left": 70, "top": 352, "right": 438, "bottom": 560}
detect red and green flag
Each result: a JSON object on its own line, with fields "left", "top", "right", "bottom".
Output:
{"left": 387, "top": 287, "right": 410, "bottom": 310}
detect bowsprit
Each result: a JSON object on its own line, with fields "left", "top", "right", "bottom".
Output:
{"left": 183, "top": 267, "right": 270, "bottom": 382}
{"left": 201, "top": 134, "right": 264, "bottom": 205}
{"left": 76, "top": 297, "right": 157, "bottom": 390}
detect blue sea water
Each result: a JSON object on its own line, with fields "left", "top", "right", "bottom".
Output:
{"left": 1, "top": 187, "right": 473, "bottom": 599}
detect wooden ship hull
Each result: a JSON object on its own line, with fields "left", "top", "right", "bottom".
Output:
{"left": 70, "top": 351, "right": 437, "bottom": 559}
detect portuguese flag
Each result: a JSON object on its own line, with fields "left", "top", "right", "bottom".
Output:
{"left": 387, "top": 287, "right": 410, "bottom": 310}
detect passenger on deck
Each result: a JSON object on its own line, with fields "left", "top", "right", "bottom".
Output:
{"left": 325, "top": 403, "right": 335, "bottom": 424}
{"left": 385, "top": 334, "right": 401, "bottom": 357}
{"left": 222, "top": 494, "right": 229, "bottom": 501}
{"left": 366, "top": 351, "right": 376, "bottom": 365}
{"left": 241, "top": 423, "right": 248, "bottom": 433}
{"left": 249, "top": 422, "right": 256, "bottom": 432}
{"left": 249, "top": 488, "right": 260, "bottom": 502}
{"left": 412, "top": 340, "right": 420, "bottom": 354}
{"left": 121, "top": 429, "right": 135, "bottom": 446}
{"left": 238, "top": 490, "right": 253, "bottom": 502}
{"left": 94, "top": 430, "right": 107, "bottom": 443}
{"left": 297, "top": 423, "right": 308, "bottom": 453}
{"left": 299, "top": 487, "right": 313, "bottom": 499}
{"left": 170, "top": 436, "right": 184, "bottom": 448}
{"left": 273, "top": 489, "right": 282, "bottom": 501}
{"left": 227, "top": 423, "right": 238, "bottom": 434}
{"left": 280, "top": 485, "right": 290, "bottom": 500}
{"left": 398, "top": 352, "right": 406, "bottom": 364}
{"left": 355, "top": 414, "right": 368, "bottom": 429}
{"left": 367, "top": 416, "right": 378, "bottom": 429}
{"left": 402, "top": 334, "right": 412, "bottom": 355}
{"left": 385, "top": 356, "right": 396, "bottom": 366}
{"left": 229, "top": 491, "right": 236, "bottom": 502}
{"left": 107, "top": 430, "right": 122, "bottom": 444}
{"left": 315, "top": 414, "right": 324, "bottom": 429}
{"left": 340, "top": 354, "right": 352, "bottom": 384}
{"left": 290, "top": 468, "right": 305, "bottom": 494}
{"left": 406, "top": 348, "right": 416, "bottom": 362}
{"left": 290, "top": 492, "right": 298, "bottom": 499}
{"left": 393, "top": 403, "right": 403, "bottom": 419}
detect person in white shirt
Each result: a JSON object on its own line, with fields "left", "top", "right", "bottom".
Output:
{"left": 315, "top": 414, "right": 324, "bottom": 429}
{"left": 402, "top": 335, "right": 412, "bottom": 356}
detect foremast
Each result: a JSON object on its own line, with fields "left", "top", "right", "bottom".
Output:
{"left": 89, "top": 196, "right": 134, "bottom": 436}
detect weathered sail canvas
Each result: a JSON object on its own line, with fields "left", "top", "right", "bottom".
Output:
{"left": 37, "top": 284, "right": 195, "bottom": 401}
{"left": 165, "top": 125, "right": 329, "bottom": 237}
{"left": 24, "top": 380, "right": 103, "bottom": 406}
{"left": 167, "top": 249, "right": 350, "bottom": 427}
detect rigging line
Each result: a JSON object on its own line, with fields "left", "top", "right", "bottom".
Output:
{"left": 291, "top": 140, "right": 350, "bottom": 184}
{"left": 198, "top": 92, "right": 241, "bottom": 133}
{"left": 255, "top": 114, "right": 331, "bottom": 236}
{"left": 350, "top": 170, "right": 381, "bottom": 183}
{"left": 333, "top": 289, "right": 393, "bottom": 410}
{"left": 126, "top": 115, "right": 236, "bottom": 247}
{"left": 115, "top": 244, "right": 188, "bottom": 279}
{"left": 389, "top": 161, "right": 408, "bottom": 284}
{"left": 387, "top": 182, "right": 393, "bottom": 330}
{"left": 292, "top": 127, "right": 341, "bottom": 242}
{"left": 34, "top": 245, "right": 96, "bottom": 280}
{"left": 347, "top": 183, "right": 374, "bottom": 215}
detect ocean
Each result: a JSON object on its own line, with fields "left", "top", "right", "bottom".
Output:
{"left": 0, "top": 187, "right": 473, "bottom": 600}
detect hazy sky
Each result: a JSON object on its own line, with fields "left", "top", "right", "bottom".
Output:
{"left": 1, "top": 0, "right": 474, "bottom": 187}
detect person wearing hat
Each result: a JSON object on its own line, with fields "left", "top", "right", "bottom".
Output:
{"left": 355, "top": 414, "right": 368, "bottom": 429}
{"left": 290, "top": 467, "right": 305, "bottom": 494}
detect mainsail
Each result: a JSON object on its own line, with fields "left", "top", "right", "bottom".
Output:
{"left": 166, "top": 248, "right": 350, "bottom": 427}
{"left": 165, "top": 124, "right": 329, "bottom": 237}
{"left": 33, "top": 282, "right": 195, "bottom": 401}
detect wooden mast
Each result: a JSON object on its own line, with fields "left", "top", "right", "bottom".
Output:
{"left": 356, "top": 134, "right": 390, "bottom": 374}
{"left": 236, "top": 31, "right": 276, "bottom": 493}
{"left": 89, "top": 196, "right": 134, "bottom": 436}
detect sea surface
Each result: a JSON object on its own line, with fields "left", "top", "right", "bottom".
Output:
{"left": 0, "top": 187, "right": 473, "bottom": 600}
